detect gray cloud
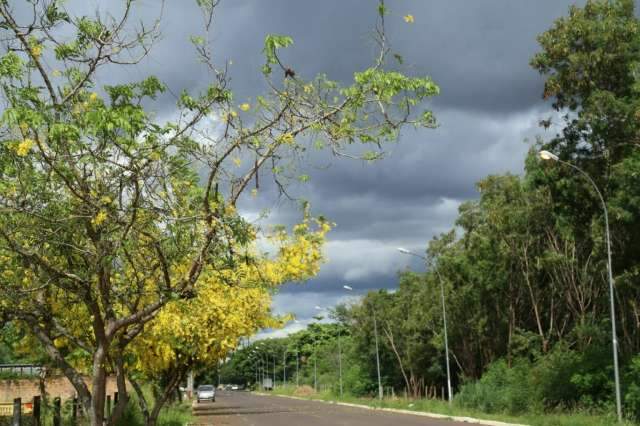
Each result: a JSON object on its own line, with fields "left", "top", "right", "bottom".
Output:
{"left": 42, "top": 0, "right": 599, "bottom": 333}
{"left": 92, "top": 0, "right": 587, "bottom": 113}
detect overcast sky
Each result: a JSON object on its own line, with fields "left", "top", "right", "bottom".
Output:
{"left": 58, "top": 0, "right": 599, "bottom": 338}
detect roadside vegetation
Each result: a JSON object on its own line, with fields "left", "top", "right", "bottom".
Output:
{"left": 221, "top": 0, "right": 640, "bottom": 423}
{"left": 265, "top": 385, "right": 631, "bottom": 426}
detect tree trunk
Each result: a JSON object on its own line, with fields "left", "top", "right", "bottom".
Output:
{"left": 90, "top": 345, "right": 108, "bottom": 426}
{"left": 147, "top": 366, "right": 189, "bottom": 426}
{"left": 521, "top": 244, "right": 548, "bottom": 352}
{"left": 107, "top": 354, "right": 129, "bottom": 426}
{"left": 130, "top": 378, "right": 151, "bottom": 425}
{"left": 382, "top": 325, "right": 412, "bottom": 398}
{"left": 29, "top": 322, "right": 93, "bottom": 416}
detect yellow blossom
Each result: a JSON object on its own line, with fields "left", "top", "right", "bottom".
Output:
{"left": 15, "top": 139, "right": 34, "bottom": 156}
{"left": 278, "top": 133, "right": 295, "bottom": 144}
{"left": 31, "top": 45, "right": 42, "bottom": 59}
{"left": 239, "top": 103, "right": 251, "bottom": 112}
{"left": 92, "top": 210, "right": 108, "bottom": 226}
{"left": 222, "top": 111, "right": 238, "bottom": 123}
{"left": 232, "top": 157, "right": 242, "bottom": 167}
{"left": 403, "top": 14, "right": 415, "bottom": 23}
{"left": 89, "top": 92, "right": 99, "bottom": 102}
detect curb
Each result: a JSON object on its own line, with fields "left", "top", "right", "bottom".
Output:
{"left": 253, "top": 392, "right": 528, "bottom": 426}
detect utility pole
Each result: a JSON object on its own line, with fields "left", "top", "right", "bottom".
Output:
{"left": 338, "top": 329, "right": 343, "bottom": 397}
{"left": 373, "top": 310, "right": 383, "bottom": 400}
{"left": 314, "top": 340, "right": 318, "bottom": 392}
{"left": 283, "top": 350, "right": 287, "bottom": 385}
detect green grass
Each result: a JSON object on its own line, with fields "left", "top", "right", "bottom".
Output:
{"left": 21, "top": 388, "right": 195, "bottom": 426}
{"left": 116, "top": 386, "right": 194, "bottom": 426}
{"left": 263, "top": 385, "right": 636, "bottom": 426}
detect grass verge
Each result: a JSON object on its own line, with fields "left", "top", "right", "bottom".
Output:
{"left": 262, "top": 385, "right": 636, "bottom": 426}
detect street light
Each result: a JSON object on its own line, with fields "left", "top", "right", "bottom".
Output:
{"left": 250, "top": 351, "right": 259, "bottom": 388}
{"left": 293, "top": 320, "right": 301, "bottom": 387}
{"left": 283, "top": 349, "right": 287, "bottom": 386}
{"left": 313, "top": 306, "right": 326, "bottom": 392}
{"left": 539, "top": 150, "right": 622, "bottom": 422}
{"left": 253, "top": 348, "right": 266, "bottom": 389}
{"left": 398, "top": 247, "right": 453, "bottom": 404}
{"left": 344, "top": 285, "right": 383, "bottom": 400}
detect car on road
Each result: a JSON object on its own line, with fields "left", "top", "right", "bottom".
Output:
{"left": 196, "top": 384, "right": 216, "bottom": 403}
{"left": 231, "top": 384, "right": 239, "bottom": 390}
{"left": 262, "top": 378, "right": 273, "bottom": 391}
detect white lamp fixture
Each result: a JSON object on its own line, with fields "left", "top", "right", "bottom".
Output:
{"left": 539, "top": 150, "right": 559, "bottom": 161}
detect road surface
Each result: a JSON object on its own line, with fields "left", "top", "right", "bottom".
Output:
{"left": 190, "top": 390, "right": 483, "bottom": 426}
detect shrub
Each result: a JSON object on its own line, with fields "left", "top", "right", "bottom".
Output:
{"left": 625, "top": 355, "right": 640, "bottom": 421}
{"left": 455, "top": 359, "right": 535, "bottom": 415}
{"left": 531, "top": 343, "right": 581, "bottom": 409}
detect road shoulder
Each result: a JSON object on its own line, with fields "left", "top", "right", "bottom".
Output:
{"left": 253, "top": 392, "right": 528, "bottom": 426}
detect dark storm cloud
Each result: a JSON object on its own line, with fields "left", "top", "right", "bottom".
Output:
{"left": 53, "top": 0, "right": 591, "bottom": 331}
{"left": 92, "top": 0, "right": 585, "bottom": 114}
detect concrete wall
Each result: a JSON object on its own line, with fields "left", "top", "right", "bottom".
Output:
{"left": 0, "top": 376, "right": 119, "bottom": 403}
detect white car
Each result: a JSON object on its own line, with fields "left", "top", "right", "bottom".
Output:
{"left": 231, "top": 384, "right": 239, "bottom": 390}
{"left": 196, "top": 384, "right": 216, "bottom": 403}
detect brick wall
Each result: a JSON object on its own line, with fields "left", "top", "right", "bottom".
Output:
{"left": 0, "top": 376, "right": 120, "bottom": 403}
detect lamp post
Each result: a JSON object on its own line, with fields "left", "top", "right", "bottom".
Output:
{"left": 314, "top": 302, "right": 346, "bottom": 396}
{"left": 296, "top": 350, "right": 300, "bottom": 387}
{"left": 398, "top": 247, "right": 453, "bottom": 404}
{"left": 539, "top": 150, "right": 622, "bottom": 422}
{"left": 251, "top": 351, "right": 259, "bottom": 388}
{"left": 372, "top": 309, "right": 383, "bottom": 400}
{"left": 292, "top": 319, "right": 301, "bottom": 387}
{"left": 345, "top": 285, "right": 383, "bottom": 400}
{"left": 253, "top": 349, "right": 266, "bottom": 389}
{"left": 313, "top": 306, "right": 325, "bottom": 392}
{"left": 283, "top": 349, "right": 287, "bottom": 386}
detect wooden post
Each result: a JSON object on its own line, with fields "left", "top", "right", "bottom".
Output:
{"left": 12, "top": 397, "right": 21, "bottom": 426}
{"left": 106, "top": 394, "right": 112, "bottom": 417}
{"left": 114, "top": 392, "right": 119, "bottom": 404}
{"left": 72, "top": 397, "right": 77, "bottom": 422}
{"left": 53, "top": 397, "right": 61, "bottom": 426}
{"left": 33, "top": 396, "right": 41, "bottom": 426}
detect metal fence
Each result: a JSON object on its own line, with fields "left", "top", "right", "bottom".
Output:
{"left": 0, "top": 365, "right": 42, "bottom": 377}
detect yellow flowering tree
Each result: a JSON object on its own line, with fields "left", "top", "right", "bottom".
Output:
{"left": 0, "top": 1, "right": 437, "bottom": 425}
{"left": 127, "top": 215, "right": 330, "bottom": 425}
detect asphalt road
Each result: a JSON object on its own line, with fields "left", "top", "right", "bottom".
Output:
{"left": 190, "top": 391, "right": 482, "bottom": 426}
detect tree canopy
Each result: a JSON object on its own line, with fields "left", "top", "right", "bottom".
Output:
{"left": 0, "top": 1, "right": 438, "bottom": 425}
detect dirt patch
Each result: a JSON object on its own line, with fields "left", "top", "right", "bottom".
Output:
{"left": 292, "top": 385, "right": 316, "bottom": 397}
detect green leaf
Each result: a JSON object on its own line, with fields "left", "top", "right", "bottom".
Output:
{"left": 190, "top": 35, "right": 205, "bottom": 46}
{"left": 378, "top": 2, "right": 387, "bottom": 17}
{"left": 262, "top": 34, "right": 294, "bottom": 75}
